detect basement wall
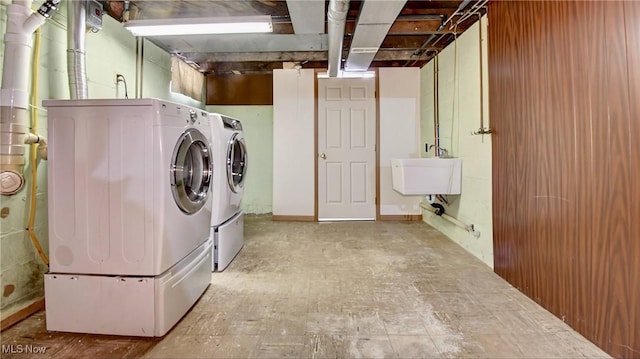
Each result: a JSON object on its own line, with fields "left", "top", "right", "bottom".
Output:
{"left": 206, "top": 105, "right": 274, "bottom": 214}
{"left": 419, "top": 16, "right": 493, "bottom": 267}
{"left": 0, "top": 3, "right": 203, "bottom": 321}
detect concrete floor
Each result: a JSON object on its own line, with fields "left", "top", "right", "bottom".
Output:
{"left": 2, "top": 215, "right": 609, "bottom": 358}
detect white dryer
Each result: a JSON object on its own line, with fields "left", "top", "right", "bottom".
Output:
{"left": 43, "top": 99, "right": 213, "bottom": 336}
{"left": 210, "top": 113, "right": 248, "bottom": 271}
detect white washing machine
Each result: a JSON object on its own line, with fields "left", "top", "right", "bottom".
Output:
{"left": 43, "top": 98, "right": 213, "bottom": 336}
{"left": 210, "top": 113, "right": 248, "bottom": 271}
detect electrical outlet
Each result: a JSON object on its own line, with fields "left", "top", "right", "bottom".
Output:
{"left": 113, "top": 72, "right": 119, "bottom": 84}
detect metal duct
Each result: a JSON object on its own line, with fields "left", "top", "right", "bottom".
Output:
{"left": 286, "top": 0, "right": 325, "bottom": 34}
{"left": 327, "top": 0, "right": 349, "bottom": 77}
{"left": 67, "top": 0, "right": 88, "bottom": 99}
{"left": 344, "top": 0, "right": 407, "bottom": 72}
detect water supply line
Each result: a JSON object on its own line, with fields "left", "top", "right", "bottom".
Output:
{"left": 27, "top": 28, "right": 49, "bottom": 264}
{"left": 406, "top": 0, "right": 472, "bottom": 67}
{"left": 433, "top": 55, "right": 440, "bottom": 156}
{"left": 327, "top": 0, "right": 349, "bottom": 77}
{"left": 471, "top": 13, "right": 491, "bottom": 136}
{"left": 0, "top": 0, "right": 59, "bottom": 195}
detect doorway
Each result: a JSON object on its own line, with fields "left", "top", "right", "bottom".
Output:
{"left": 317, "top": 77, "right": 377, "bottom": 221}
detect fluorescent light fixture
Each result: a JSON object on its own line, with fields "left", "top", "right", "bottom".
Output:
{"left": 318, "top": 70, "right": 376, "bottom": 79}
{"left": 350, "top": 47, "right": 379, "bottom": 54}
{"left": 124, "top": 16, "right": 273, "bottom": 36}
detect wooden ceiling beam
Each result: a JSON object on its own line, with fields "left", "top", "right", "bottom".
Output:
{"left": 196, "top": 48, "right": 436, "bottom": 71}
{"left": 187, "top": 51, "right": 329, "bottom": 64}
{"left": 202, "top": 60, "right": 329, "bottom": 73}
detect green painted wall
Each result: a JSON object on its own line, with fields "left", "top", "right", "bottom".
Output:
{"left": 420, "top": 16, "right": 493, "bottom": 267}
{"left": 206, "top": 106, "right": 273, "bottom": 214}
{"left": 0, "top": 3, "right": 203, "bottom": 319}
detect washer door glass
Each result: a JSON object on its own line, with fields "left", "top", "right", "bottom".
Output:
{"left": 171, "top": 128, "right": 213, "bottom": 214}
{"left": 226, "top": 133, "right": 247, "bottom": 193}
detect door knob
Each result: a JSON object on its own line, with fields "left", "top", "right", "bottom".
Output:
{"left": 319, "top": 153, "right": 326, "bottom": 159}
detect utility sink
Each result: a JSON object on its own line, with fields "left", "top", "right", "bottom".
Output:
{"left": 391, "top": 158, "right": 462, "bottom": 195}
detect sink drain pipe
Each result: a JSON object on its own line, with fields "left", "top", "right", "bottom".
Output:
{"left": 420, "top": 200, "right": 480, "bottom": 238}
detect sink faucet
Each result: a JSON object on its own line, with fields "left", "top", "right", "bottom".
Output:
{"left": 428, "top": 144, "right": 449, "bottom": 158}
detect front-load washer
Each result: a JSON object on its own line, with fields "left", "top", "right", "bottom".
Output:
{"left": 210, "top": 113, "right": 248, "bottom": 271}
{"left": 43, "top": 98, "right": 213, "bottom": 336}
{"left": 44, "top": 98, "right": 213, "bottom": 276}
{"left": 210, "top": 114, "right": 247, "bottom": 226}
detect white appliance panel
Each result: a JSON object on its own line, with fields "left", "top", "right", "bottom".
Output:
{"left": 44, "top": 239, "right": 212, "bottom": 337}
{"left": 45, "top": 99, "right": 212, "bottom": 276}
{"left": 214, "top": 211, "right": 244, "bottom": 271}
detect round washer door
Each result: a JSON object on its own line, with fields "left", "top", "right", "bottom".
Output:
{"left": 226, "top": 132, "right": 248, "bottom": 193}
{"left": 170, "top": 128, "right": 213, "bottom": 214}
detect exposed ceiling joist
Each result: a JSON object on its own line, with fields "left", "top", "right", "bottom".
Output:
{"left": 105, "top": 0, "right": 486, "bottom": 73}
{"left": 150, "top": 34, "right": 328, "bottom": 54}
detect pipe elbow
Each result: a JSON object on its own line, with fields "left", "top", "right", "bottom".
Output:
{"left": 24, "top": 132, "right": 40, "bottom": 144}
{"left": 22, "top": 12, "right": 46, "bottom": 34}
{"left": 39, "top": 144, "right": 48, "bottom": 160}
{"left": 24, "top": 133, "right": 48, "bottom": 159}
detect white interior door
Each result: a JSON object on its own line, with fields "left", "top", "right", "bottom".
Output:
{"left": 318, "top": 77, "right": 376, "bottom": 220}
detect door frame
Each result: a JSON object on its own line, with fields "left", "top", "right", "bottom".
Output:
{"left": 313, "top": 69, "right": 381, "bottom": 221}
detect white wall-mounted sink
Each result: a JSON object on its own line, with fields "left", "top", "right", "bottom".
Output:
{"left": 391, "top": 158, "right": 462, "bottom": 195}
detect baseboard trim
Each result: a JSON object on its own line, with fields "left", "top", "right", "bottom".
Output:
{"left": 272, "top": 215, "right": 315, "bottom": 222}
{"left": 379, "top": 214, "right": 423, "bottom": 221}
{"left": 0, "top": 297, "right": 45, "bottom": 331}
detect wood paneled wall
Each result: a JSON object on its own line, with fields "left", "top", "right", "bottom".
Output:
{"left": 488, "top": 2, "right": 640, "bottom": 358}
{"left": 206, "top": 73, "right": 273, "bottom": 105}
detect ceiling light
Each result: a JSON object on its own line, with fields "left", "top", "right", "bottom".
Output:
{"left": 123, "top": 16, "right": 273, "bottom": 36}
{"left": 317, "top": 70, "right": 376, "bottom": 79}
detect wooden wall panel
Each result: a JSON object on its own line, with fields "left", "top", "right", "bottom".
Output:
{"left": 567, "top": 0, "right": 602, "bottom": 337}
{"left": 488, "top": 0, "right": 523, "bottom": 287}
{"left": 206, "top": 73, "right": 273, "bottom": 105}
{"left": 593, "top": 3, "right": 632, "bottom": 356}
{"left": 489, "top": 1, "right": 639, "bottom": 357}
{"left": 516, "top": 2, "right": 550, "bottom": 306}
{"left": 540, "top": 0, "right": 575, "bottom": 321}
{"left": 623, "top": 2, "right": 640, "bottom": 356}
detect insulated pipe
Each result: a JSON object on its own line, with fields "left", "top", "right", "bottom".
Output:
{"left": 67, "top": 0, "right": 88, "bottom": 99}
{"left": 327, "top": 0, "right": 349, "bottom": 77}
{"left": 0, "top": 0, "right": 55, "bottom": 195}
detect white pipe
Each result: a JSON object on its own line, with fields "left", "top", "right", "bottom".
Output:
{"left": 420, "top": 201, "right": 480, "bottom": 237}
{"left": 24, "top": 132, "right": 48, "bottom": 160}
{"left": 0, "top": 0, "right": 49, "bottom": 195}
{"left": 327, "top": 0, "right": 349, "bottom": 77}
{"left": 67, "top": 0, "right": 88, "bottom": 99}
{"left": 1, "top": 1, "right": 44, "bottom": 110}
